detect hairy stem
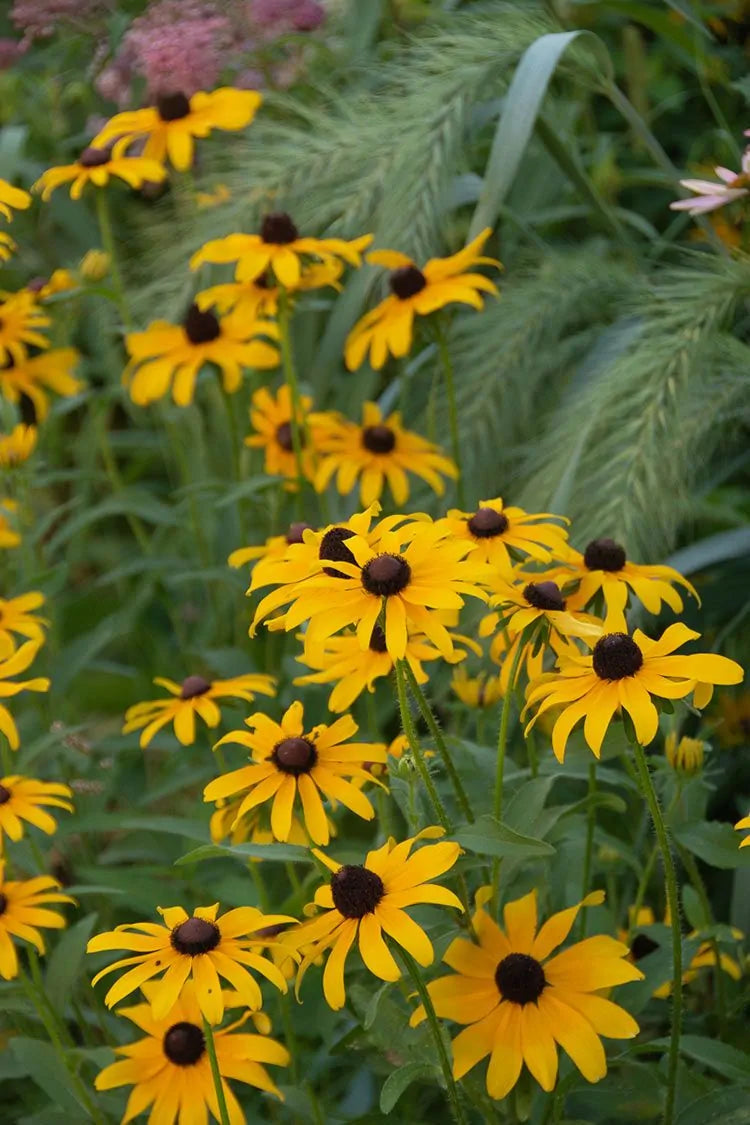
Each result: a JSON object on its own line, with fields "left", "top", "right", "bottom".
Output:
{"left": 395, "top": 660, "right": 449, "bottom": 831}
{"left": 403, "top": 660, "right": 473, "bottom": 823}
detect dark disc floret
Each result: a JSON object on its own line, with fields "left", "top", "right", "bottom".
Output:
{"left": 183, "top": 304, "right": 221, "bottom": 345}
{"left": 630, "top": 933, "right": 659, "bottom": 961}
{"left": 584, "top": 537, "right": 627, "bottom": 573}
{"left": 286, "top": 521, "right": 313, "bottom": 544}
{"left": 389, "top": 265, "right": 427, "bottom": 300}
{"left": 468, "top": 507, "right": 509, "bottom": 539}
{"left": 592, "top": 632, "right": 643, "bottom": 681}
{"left": 319, "top": 526, "right": 357, "bottom": 578}
{"left": 272, "top": 737, "right": 317, "bottom": 775}
{"left": 0, "top": 784, "right": 10, "bottom": 806}
{"left": 331, "top": 864, "right": 384, "bottom": 918}
{"left": 362, "top": 424, "right": 397, "bottom": 454}
{"left": 0, "top": 893, "right": 6, "bottom": 915}
{"left": 180, "top": 675, "right": 211, "bottom": 700}
{"left": 171, "top": 916, "right": 221, "bottom": 955}
{"left": 368, "top": 624, "right": 388, "bottom": 653}
{"left": 78, "top": 146, "right": 111, "bottom": 168}
{"left": 276, "top": 421, "right": 303, "bottom": 452}
{"left": 261, "top": 212, "right": 299, "bottom": 245}
{"left": 495, "top": 952, "right": 546, "bottom": 1005}
{"left": 156, "top": 91, "right": 191, "bottom": 121}
{"left": 523, "top": 581, "right": 566, "bottom": 612}
{"left": 162, "top": 1021, "right": 205, "bottom": 1066}
{"left": 361, "top": 553, "right": 411, "bottom": 597}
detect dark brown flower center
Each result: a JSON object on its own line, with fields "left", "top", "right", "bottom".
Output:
{"left": 184, "top": 304, "right": 221, "bottom": 345}
{"left": 272, "top": 737, "right": 317, "bottom": 775}
{"left": 362, "top": 424, "right": 396, "bottom": 454}
{"left": 495, "top": 952, "right": 546, "bottom": 1004}
{"left": 261, "top": 212, "right": 299, "bottom": 244}
{"left": 286, "top": 521, "right": 313, "bottom": 544}
{"left": 171, "top": 916, "right": 221, "bottom": 955}
{"left": 156, "top": 91, "right": 191, "bottom": 121}
{"left": 592, "top": 633, "right": 643, "bottom": 680}
{"left": 369, "top": 624, "right": 388, "bottom": 653}
{"left": 0, "top": 893, "right": 6, "bottom": 915}
{"left": 361, "top": 553, "right": 411, "bottom": 596}
{"left": 0, "top": 784, "right": 11, "bottom": 805}
{"left": 162, "top": 1021, "right": 205, "bottom": 1066}
{"left": 319, "top": 527, "right": 357, "bottom": 578}
{"left": 584, "top": 538, "right": 626, "bottom": 572}
{"left": 468, "top": 507, "right": 509, "bottom": 539}
{"left": 630, "top": 933, "right": 659, "bottom": 961}
{"left": 331, "top": 865, "right": 384, "bottom": 918}
{"left": 276, "top": 421, "right": 303, "bottom": 452}
{"left": 523, "top": 581, "right": 566, "bottom": 612}
{"left": 389, "top": 266, "right": 427, "bottom": 300}
{"left": 26, "top": 277, "right": 48, "bottom": 294}
{"left": 180, "top": 675, "right": 211, "bottom": 700}
{"left": 252, "top": 922, "right": 290, "bottom": 940}
{"left": 78, "top": 146, "right": 111, "bottom": 168}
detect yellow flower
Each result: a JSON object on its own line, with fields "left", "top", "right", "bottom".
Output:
{"left": 0, "top": 776, "right": 73, "bottom": 851}
{"left": 27, "top": 270, "right": 77, "bottom": 301}
{"left": 123, "top": 671, "right": 276, "bottom": 749}
{"left": 439, "top": 497, "right": 569, "bottom": 573}
{"left": 124, "top": 305, "right": 279, "bottom": 407}
{"left": 195, "top": 182, "right": 231, "bottom": 208}
{"left": 451, "top": 667, "right": 504, "bottom": 708}
{"left": 204, "top": 700, "right": 386, "bottom": 846}
{"left": 0, "top": 180, "right": 31, "bottom": 222}
{"left": 245, "top": 384, "right": 322, "bottom": 482}
{"left": 0, "top": 861, "right": 74, "bottom": 978}
{"left": 482, "top": 572, "right": 603, "bottom": 648}
{"left": 486, "top": 627, "right": 546, "bottom": 694}
{"left": 95, "top": 980, "right": 290, "bottom": 1117}
{"left": 0, "top": 232, "right": 16, "bottom": 263}
{"left": 228, "top": 520, "right": 315, "bottom": 575}
{"left": 0, "top": 641, "right": 50, "bottom": 749}
{"left": 625, "top": 906, "right": 742, "bottom": 996}
{"left": 190, "top": 212, "right": 372, "bottom": 288}
{"left": 546, "top": 538, "right": 698, "bottom": 633}
{"left": 0, "top": 291, "right": 50, "bottom": 366}
{"left": 79, "top": 249, "right": 110, "bottom": 281}
{"left": 0, "top": 425, "right": 37, "bottom": 470}
{"left": 289, "top": 827, "right": 463, "bottom": 1010}
{"left": 735, "top": 812, "right": 750, "bottom": 848}
{"left": 312, "top": 400, "right": 457, "bottom": 506}
{"left": 664, "top": 732, "right": 704, "bottom": 773}
{"left": 525, "top": 624, "right": 744, "bottom": 761}
{"left": 0, "top": 499, "right": 20, "bottom": 550}
{"left": 33, "top": 140, "right": 166, "bottom": 201}
{"left": 0, "top": 348, "right": 82, "bottom": 420}
{"left": 344, "top": 229, "right": 499, "bottom": 370}
{"left": 93, "top": 88, "right": 262, "bottom": 171}
{"left": 0, "top": 591, "right": 47, "bottom": 658}
{"left": 209, "top": 798, "right": 317, "bottom": 850}
{"left": 197, "top": 259, "right": 343, "bottom": 322}
{"left": 715, "top": 690, "right": 750, "bottom": 747}
{"left": 410, "top": 887, "right": 641, "bottom": 1100}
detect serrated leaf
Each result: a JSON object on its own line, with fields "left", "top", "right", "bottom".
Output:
{"left": 453, "top": 815, "right": 555, "bottom": 859}
{"left": 380, "top": 1062, "right": 439, "bottom": 1114}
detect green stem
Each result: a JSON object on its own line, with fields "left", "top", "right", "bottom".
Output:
{"left": 394, "top": 661, "right": 449, "bottom": 831}
{"left": 676, "top": 843, "right": 727, "bottom": 1038}
{"left": 94, "top": 191, "right": 131, "bottom": 329}
{"left": 399, "top": 950, "right": 468, "bottom": 1125}
{"left": 403, "top": 661, "right": 473, "bottom": 823}
{"left": 491, "top": 637, "right": 525, "bottom": 909}
{"left": 579, "top": 760, "right": 597, "bottom": 938}
{"left": 202, "top": 1017, "right": 231, "bottom": 1125}
{"left": 631, "top": 742, "right": 682, "bottom": 1125}
{"left": 434, "top": 320, "right": 465, "bottom": 508}
{"left": 0, "top": 734, "right": 13, "bottom": 775}
{"left": 277, "top": 291, "right": 307, "bottom": 510}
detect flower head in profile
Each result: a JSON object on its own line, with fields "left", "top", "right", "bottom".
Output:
{"left": 228, "top": 520, "right": 317, "bottom": 578}
{"left": 0, "top": 862, "right": 74, "bottom": 979}
{"left": 670, "top": 150, "right": 750, "bottom": 215}
{"left": 664, "top": 732, "right": 704, "bottom": 775}
{"left": 93, "top": 87, "right": 263, "bottom": 170}
{"left": 0, "top": 348, "right": 82, "bottom": 420}
{"left": 312, "top": 400, "right": 457, "bottom": 506}
{"left": 290, "top": 827, "right": 462, "bottom": 1010}
{"left": 482, "top": 573, "right": 602, "bottom": 650}
{"left": 344, "top": 229, "right": 499, "bottom": 371}
{"left": 0, "top": 591, "right": 47, "bottom": 659}
{"left": 87, "top": 902, "right": 295, "bottom": 1023}
{"left": 0, "top": 641, "right": 50, "bottom": 750}
{"left": 484, "top": 626, "right": 545, "bottom": 695}
{"left": 0, "top": 179, "right": 31, "bottom": 222}
{"left": 190, "top": 212, "right": 372, "bottom": 288}
{"left": 440, "top": 498, "right": 569, "bottom": 574}
{"left": 0, "top": 291, "right": 50, "bottom": 367}
{"left": 95, "top": 980, "right": 290, "bottom": 1118}
{"left": 451, "top": 667, "right": 504, "bottom": 709}
{"left": 0, "top": 233, "right": 16, "bottom": 264}
{"left": 123, "top": 670, "right": 276, "bottom": 749}
{"left": 27, "top": 270, "right": 77, "bottom": 301}
{"left": 525, "top": 624, "right": 744, "bottom": 761}
{"left": 0, "top": 425, "right": 37, "bottom": 470}
{"left": 203, "top": 701, "right": 386, "bottom": 846}
{"left": 197, "top": 259, "right": 343, "bottom": 322}
{"left": 33, "top": 140, "right": 166, "bottom": 201}
{"left": 245, "top": 384, "right": 322, "bottom": 483}
{"left": 124, "top": 304, "right": 279, "bottom": 407}
{"left": 0, "top": 776, "right": 73, "bottom": 851}
{"left": 625, "top": 906, "right": 742, "bottom": 997}
{"left": 411, "top": 887, "right": 641, "bottom": 1100}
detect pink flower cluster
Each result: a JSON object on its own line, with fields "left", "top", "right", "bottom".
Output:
{"left": 250, "top": 0, "right": 325, "bottom": 33}
{"left": 11, "top": 0, "right": 105, "bottom": 44}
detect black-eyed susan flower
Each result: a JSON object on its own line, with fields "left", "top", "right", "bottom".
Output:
{"left": 525, "top": 624, "right": 744, "bottom": 761}
{"left": 486, "top": 627, "right": 545, "bottom": 695}
{"left": 410, "top": 887, "right": 641, "bottom": 1100}
{"left": 735, "top": 813, "right": 750, "bottom": 848}
{"left": 33, "top": 141, "right": 166, "bottom": 201}
{"left": 344, "top": 230, "right": 499, "bottom": 371}
{"left": 210, "top": 798, "right": 318, "bottom": 851}
{"left": 245, "top": 384, "right": 322, "bottom": 483}
{"left": 125, "top": 305, "right": 279, "bottom": 408}
{"left": 482, "top": 573, "right": 603, "bottom": 648}
{"left": 95, "top": 980, "right": 290, "bottom": 1119}
{"left": 0, "top": 591, "right": 47, "bottom": 658}
{"left": 625, "top": 906, "right": 742, "bottom": 997}
{"left": 197, "top": 260, "right": 343, "bottom": 322}
{"left": 0, "top": 641, "right": 50, "bottom": 750}
{"left": 0, "top": 179, "right": 31, "bottom": 222}
{"left": 190, "top": 212, "right": 372, "bottom": 288}
{"left": 78, "top": 250, "right": 110, "bottom": 282}
{"left": 27, "top": 270, "right": 77, "bottom": 301}
{"left": 290, "top": 827, "right": 462, "bottom": 1010}
{"left": 203, "top": 701, "right": 386, "bottom": 846}
{"left": 93, "top": 88, "right": 263, "bottom": 171}
{"left": 0, "top": 500, "right": 20, "bottom": 550}
{"left": 451, "top": 667, "right": 504, "bottom": 709}
{"left": 0, "top": 425, "right": 37, "bottom": 470}
{"left": 123, "top": 670, "right": 276, "bottom": 749}
{"left": 0, "top": 291, "right": 50, "bottom": 367}
{"left": 0, "top": 348, "right": 82, "bottom": 420}
{"left": 439, "top": 497, "right": 569, "bottom": 574}
{"left": 0, "top": 776, "right": 73, "bottom": 850}
{"left": 311, "top": 400, "right": 457, "bottom": 506}
{"left": 0, "top": 862, "right": 74, "bottom": 978}
{"left": 0, "top": 233, "right": 16, "bottom": 264}
{"left": 664, "top": 732, "right": 704, "bottom": 774}
{"left": 87, "top": 902, "right": 294, "bottom": 1023}
{"left": 228, "top": 520, "right": 316, "bottom": 576}
{"left": 547, "top": 538, "right": 698, "bottom": 633}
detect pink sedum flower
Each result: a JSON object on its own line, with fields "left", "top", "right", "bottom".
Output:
{"left": 670, "top": 150, "right": 750, "bottom": 216}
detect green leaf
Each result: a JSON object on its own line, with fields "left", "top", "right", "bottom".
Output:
{"left": 664, "top": 528, "right": 750, "bottom": 577}
{"left": 649, "top": 1035, "right": 750, "bottom": 1085}
{"left": 175, "top": 841, "right": 311, "bottom": 865}
{"left": 380, "top": 1062, "right": 439, "bottom": 1114}
{"left": 453, "top": 815, "right": 555, "bottom": 860}
{"left": 58, "top": 814, "right": 208, "bottom": 841}
{"left": 44, "top": 913, "right": 98, "bottom": 1012}
{"left": 673, "top": 822, "right": 750, "bottom": 870}
{"left": 681, "top": 884, "right": 707, "bottom": 932}
{"left": 676, "top": 1087, "right": 750, "bottom": 1125}
{"left": 504, "top": 777, "right": 555, "bottom": 833}
{"left": 8, "top": 1038, "right": 90, "bottom": 1118}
